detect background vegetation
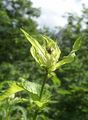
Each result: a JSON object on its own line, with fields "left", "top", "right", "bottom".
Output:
{"left": 0, "top": 0, "right": 88, "bottom": 120}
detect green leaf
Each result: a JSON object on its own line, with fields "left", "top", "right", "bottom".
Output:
{"left": 50, "top": 53, "right": 76, "bottom": 71}
{"left": 48, "top": 38, "right": 81, "bottom": 71}
{"left": 0, "top": 80, "right": 41, "bottom": 101}
{"left": 58, "top": 89, "right": 71, "bottom": 95}
{"left": 30, "top": 46, "right": 46, "bottom": 66}
{"left": 48, "top": 72, "right": 61, "bottom": 86}
{"left": 21, "top": 29, "right": 42, "bottom": 50}
{"left": 0, "top": 82, "right": 23, "bottom": 101}
{"left": 69, "top": 85, "right": 88, "bottom": 92}
{"left": 34, "top": 100, "right": 47, "bottom": 108}
{"left": 33, "top": 91, "right": 51, "bottom": 108}
{"left": 57, "top": 53, "right": 75, "bottom": 66}
{"left": 72, "top": 37, "right": 81, "bottom": 52}
{"left": 17, "top": 80, "right": 41, "bottom": 96}
{"left": 21, "top": 28, "right": 47, "bottom": 66}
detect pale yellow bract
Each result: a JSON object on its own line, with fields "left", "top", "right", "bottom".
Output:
{"left": 21, "top": 28, "right": 81, "bottom": 73}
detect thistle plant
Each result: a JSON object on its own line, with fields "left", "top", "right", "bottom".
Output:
{"left": 0, "top": 29, "right": 81, "bottom": 120}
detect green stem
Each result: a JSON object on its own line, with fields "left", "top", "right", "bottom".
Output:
{"left": 33, "top": 70, "right": 48, "bottom": 120}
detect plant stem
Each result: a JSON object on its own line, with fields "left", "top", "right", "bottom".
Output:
{"left": 33, "top": 70, "right": 48, "bottom": 120}
{"left": 39, "top": 71, "right": 47, "bottom": 100}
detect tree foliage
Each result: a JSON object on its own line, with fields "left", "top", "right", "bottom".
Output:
{"left": 0, "top": 0, "right": 41, "bottom": 82}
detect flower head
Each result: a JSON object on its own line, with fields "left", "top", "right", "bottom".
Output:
{"left": 21, "top": 29, "right": 81, "bottom": 73}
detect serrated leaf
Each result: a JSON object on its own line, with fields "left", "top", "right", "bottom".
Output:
{"left": 0, "top": 80, "right": 41, "bottom": 101}
{"left": 17, "top": 80, "right": 41, "bottom": 96}
{"left": 0, "top": 82, "right": 23, "bottom": 101}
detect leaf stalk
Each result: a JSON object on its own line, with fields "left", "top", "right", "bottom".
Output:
{"left": 33, "top": 70, "right": 48, "bottom": 120}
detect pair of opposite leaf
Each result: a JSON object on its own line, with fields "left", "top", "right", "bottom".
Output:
{"left": 21, "top": 28, "right": 81, "bottom": 73}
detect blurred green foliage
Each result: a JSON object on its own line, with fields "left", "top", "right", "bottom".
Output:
{"left": 0, "top": 0, "right": 88, "bottom": 119}
{"left": 0, "top": 0, "right": 41, "bottom": 82}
